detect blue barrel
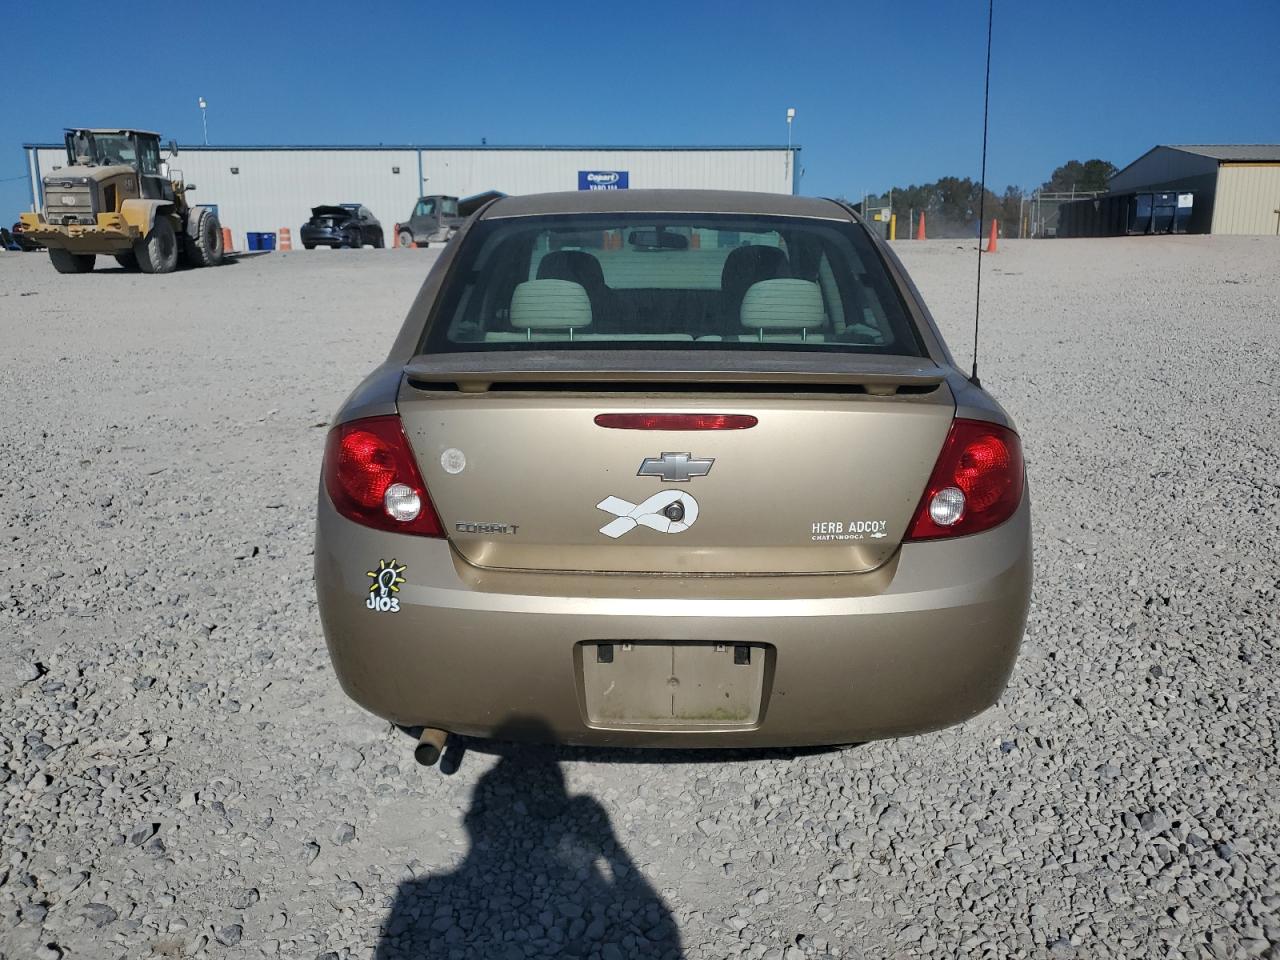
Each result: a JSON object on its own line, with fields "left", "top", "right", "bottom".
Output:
{"left": 246, "top": 232, "right": 278, "bottom": 251}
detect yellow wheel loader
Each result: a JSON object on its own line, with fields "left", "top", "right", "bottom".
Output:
{"left": 20, "top": 128, "right": 222, "bottom": 275}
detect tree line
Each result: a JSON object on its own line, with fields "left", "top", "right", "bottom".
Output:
{"left": 848, "top": 159, "right": 1118, "bottom": 238}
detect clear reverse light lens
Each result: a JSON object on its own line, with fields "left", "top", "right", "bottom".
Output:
{"left": 928, "top": 486, "right": 966, "bottom": 526}
{"left": 383, "top": 483, "right": 422, "bottom": 522}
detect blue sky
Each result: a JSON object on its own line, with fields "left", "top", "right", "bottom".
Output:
{"left": 2, "top": 0, "right": 1277, "bottom": 217}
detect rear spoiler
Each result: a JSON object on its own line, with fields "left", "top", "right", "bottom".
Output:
{"left": 403, "top": 351, "right": 948, "bottom": 395}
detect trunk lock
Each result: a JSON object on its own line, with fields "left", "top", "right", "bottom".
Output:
{"left": 662, "top": 500, "right": 686, "bottom": 523}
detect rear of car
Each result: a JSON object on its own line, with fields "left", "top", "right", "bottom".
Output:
{"left": 301, "top": 205, "right": 362, "bottom": 249}
{"left": 314, "top": 191, "right": 1031, "bottom": 748}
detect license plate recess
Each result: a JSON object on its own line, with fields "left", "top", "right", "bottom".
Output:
{"left": 581, "top": 641, "right": 767, "bottom": 728}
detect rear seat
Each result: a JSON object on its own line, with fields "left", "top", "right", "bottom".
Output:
{"left": 486, "top": 276, "right": 828, "bottom": 344}
{"left": 485, "top": 333, "right": 694, "bottom": 342}
{"left": 492, "top": 278, "right": 693, "bottom": 341}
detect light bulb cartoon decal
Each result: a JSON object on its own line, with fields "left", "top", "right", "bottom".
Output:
{"left": 365, "top": 559, "right": 407, "bottom": 613}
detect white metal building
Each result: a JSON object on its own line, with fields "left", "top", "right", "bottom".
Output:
{"left": 1109, "top": 145, "right": 1280, "bottom": 235}
{"left": 22, "top": 143, "right": 799, "bottom": 243}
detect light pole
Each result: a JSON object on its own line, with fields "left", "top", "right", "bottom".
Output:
{"left": 198, "top": 97, "right": 208, "bottom": 146}
{"left": 785, "top": 107, "right": 796, "bottom": 191}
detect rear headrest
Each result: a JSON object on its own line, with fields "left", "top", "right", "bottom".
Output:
{"left": 740, "top": 279, "right": 825, "bottom": 330}
{"left": 509, "top": 279, "right": 593, "bottom": 329}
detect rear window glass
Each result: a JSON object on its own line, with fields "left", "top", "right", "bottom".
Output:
{"left": 421, "top": 214, "right": 922, "bottom": 356}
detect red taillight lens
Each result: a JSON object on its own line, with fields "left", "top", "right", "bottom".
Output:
{"left": 322, "top": 415, "right": 444, "bottom": 537}
{"left": 906, "top": 418, "right": 1024, "bottom": 541}
{"left": 593, "top": 413, "right": 758, "bottom": 430}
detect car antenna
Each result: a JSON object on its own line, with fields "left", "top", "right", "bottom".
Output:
{"left": 971, "top": 0, "right": 995, "bottom": 388}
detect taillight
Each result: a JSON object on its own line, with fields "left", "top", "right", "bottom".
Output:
{"left": 322, "top": 415, "right": 444, "bottom": 537}
{"left": 906, "top": 418, "right": 1024, "bottom": 540}
{"left": 594, "top": 413, "right": 758, "bottom": 430}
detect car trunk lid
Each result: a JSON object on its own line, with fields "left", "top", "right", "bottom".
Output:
{"left": 310, "top": 205, "right": 352, "bottom": 227}
{"left": 397, "top": 351, "right": 955, "bottom": 575}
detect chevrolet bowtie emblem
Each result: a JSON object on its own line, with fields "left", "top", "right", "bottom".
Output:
{"left": 637, "top": 452, "right": 714, "bottom": 483}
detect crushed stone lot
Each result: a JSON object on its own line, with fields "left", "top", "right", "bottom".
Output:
{"left": 1, "top": 236, "right": 1277, "bottom": 960}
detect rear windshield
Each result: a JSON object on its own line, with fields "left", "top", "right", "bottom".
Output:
{"left": 421, "top": 214, "right": 923, "bottom": 355}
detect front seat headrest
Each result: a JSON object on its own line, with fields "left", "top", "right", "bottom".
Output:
{"left": 721, "top": 245, "right": 791, "bottom": 317}
{"left": 537, "top": 250, "right": 607, "bottom": 290}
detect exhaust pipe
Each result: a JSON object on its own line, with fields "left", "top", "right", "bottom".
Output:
{"left": 414, "top": 727, "right": 448, "bottom": 767}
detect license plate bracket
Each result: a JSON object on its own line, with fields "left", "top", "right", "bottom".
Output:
{"left": 581, "top": 641, "right": 768, "bottom": 728}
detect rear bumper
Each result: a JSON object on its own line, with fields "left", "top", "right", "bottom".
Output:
{"left": 314, "top": 495, "right": 1032, "bottom": 748}
{"left": 300, "top": 227, "right": 352, "bottom": 246}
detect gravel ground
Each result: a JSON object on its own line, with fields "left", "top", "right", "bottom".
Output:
{"left": 1, "top": 237, "right": 1277, "bottom": 960}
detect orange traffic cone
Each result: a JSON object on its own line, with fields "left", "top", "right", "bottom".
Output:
{"left": 915, "top": 212, "right": 927, "bottom": 240}
{"left": 222, "top": 227, "right": 234, "bottom": 253}
{"left": 392, "top": 224, "right": 400, "bottom": 249}
{"left": 278, "top": 227, "right": 292, "bottom": 252}
{"left": 986, "top": 218, "right": 998, "bottom": 253}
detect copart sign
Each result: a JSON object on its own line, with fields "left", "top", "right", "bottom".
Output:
{"left": 578, "top": 171, "right": 629, "bottom": 191}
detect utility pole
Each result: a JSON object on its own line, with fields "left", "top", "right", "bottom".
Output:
{"left": 198, "top": 97, "right": 208, "bottom": 146}
{"left": 785, "top": 108, "right": 796, "bottom": 191}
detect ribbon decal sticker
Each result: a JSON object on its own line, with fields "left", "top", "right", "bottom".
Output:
{"left": 596, "top": 490, "right": 700, "bottom": 539}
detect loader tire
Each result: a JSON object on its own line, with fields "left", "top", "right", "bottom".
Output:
{"left": 48, "top": 248, "right": 96, "bottom": 274}
{"left": 184, "top": 208, "right": 224, "bottom": 268}
{"left": 134, "top": 216, "right": 179, "bottom": 274}
{"left": 114, "top": 250, "right": 139, "bottom": 270}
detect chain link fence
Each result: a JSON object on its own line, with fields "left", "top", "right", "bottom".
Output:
{"left": 1028, "top": 191, "right": 1105, "bottom": 237}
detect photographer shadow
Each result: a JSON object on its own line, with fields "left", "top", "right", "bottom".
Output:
{"left": 375, "top": 719, "right": 684, "bottom": 959}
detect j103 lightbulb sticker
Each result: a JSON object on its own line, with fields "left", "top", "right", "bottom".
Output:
{"left": 365, "top": 559, "right": 406, "bottom": 613}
